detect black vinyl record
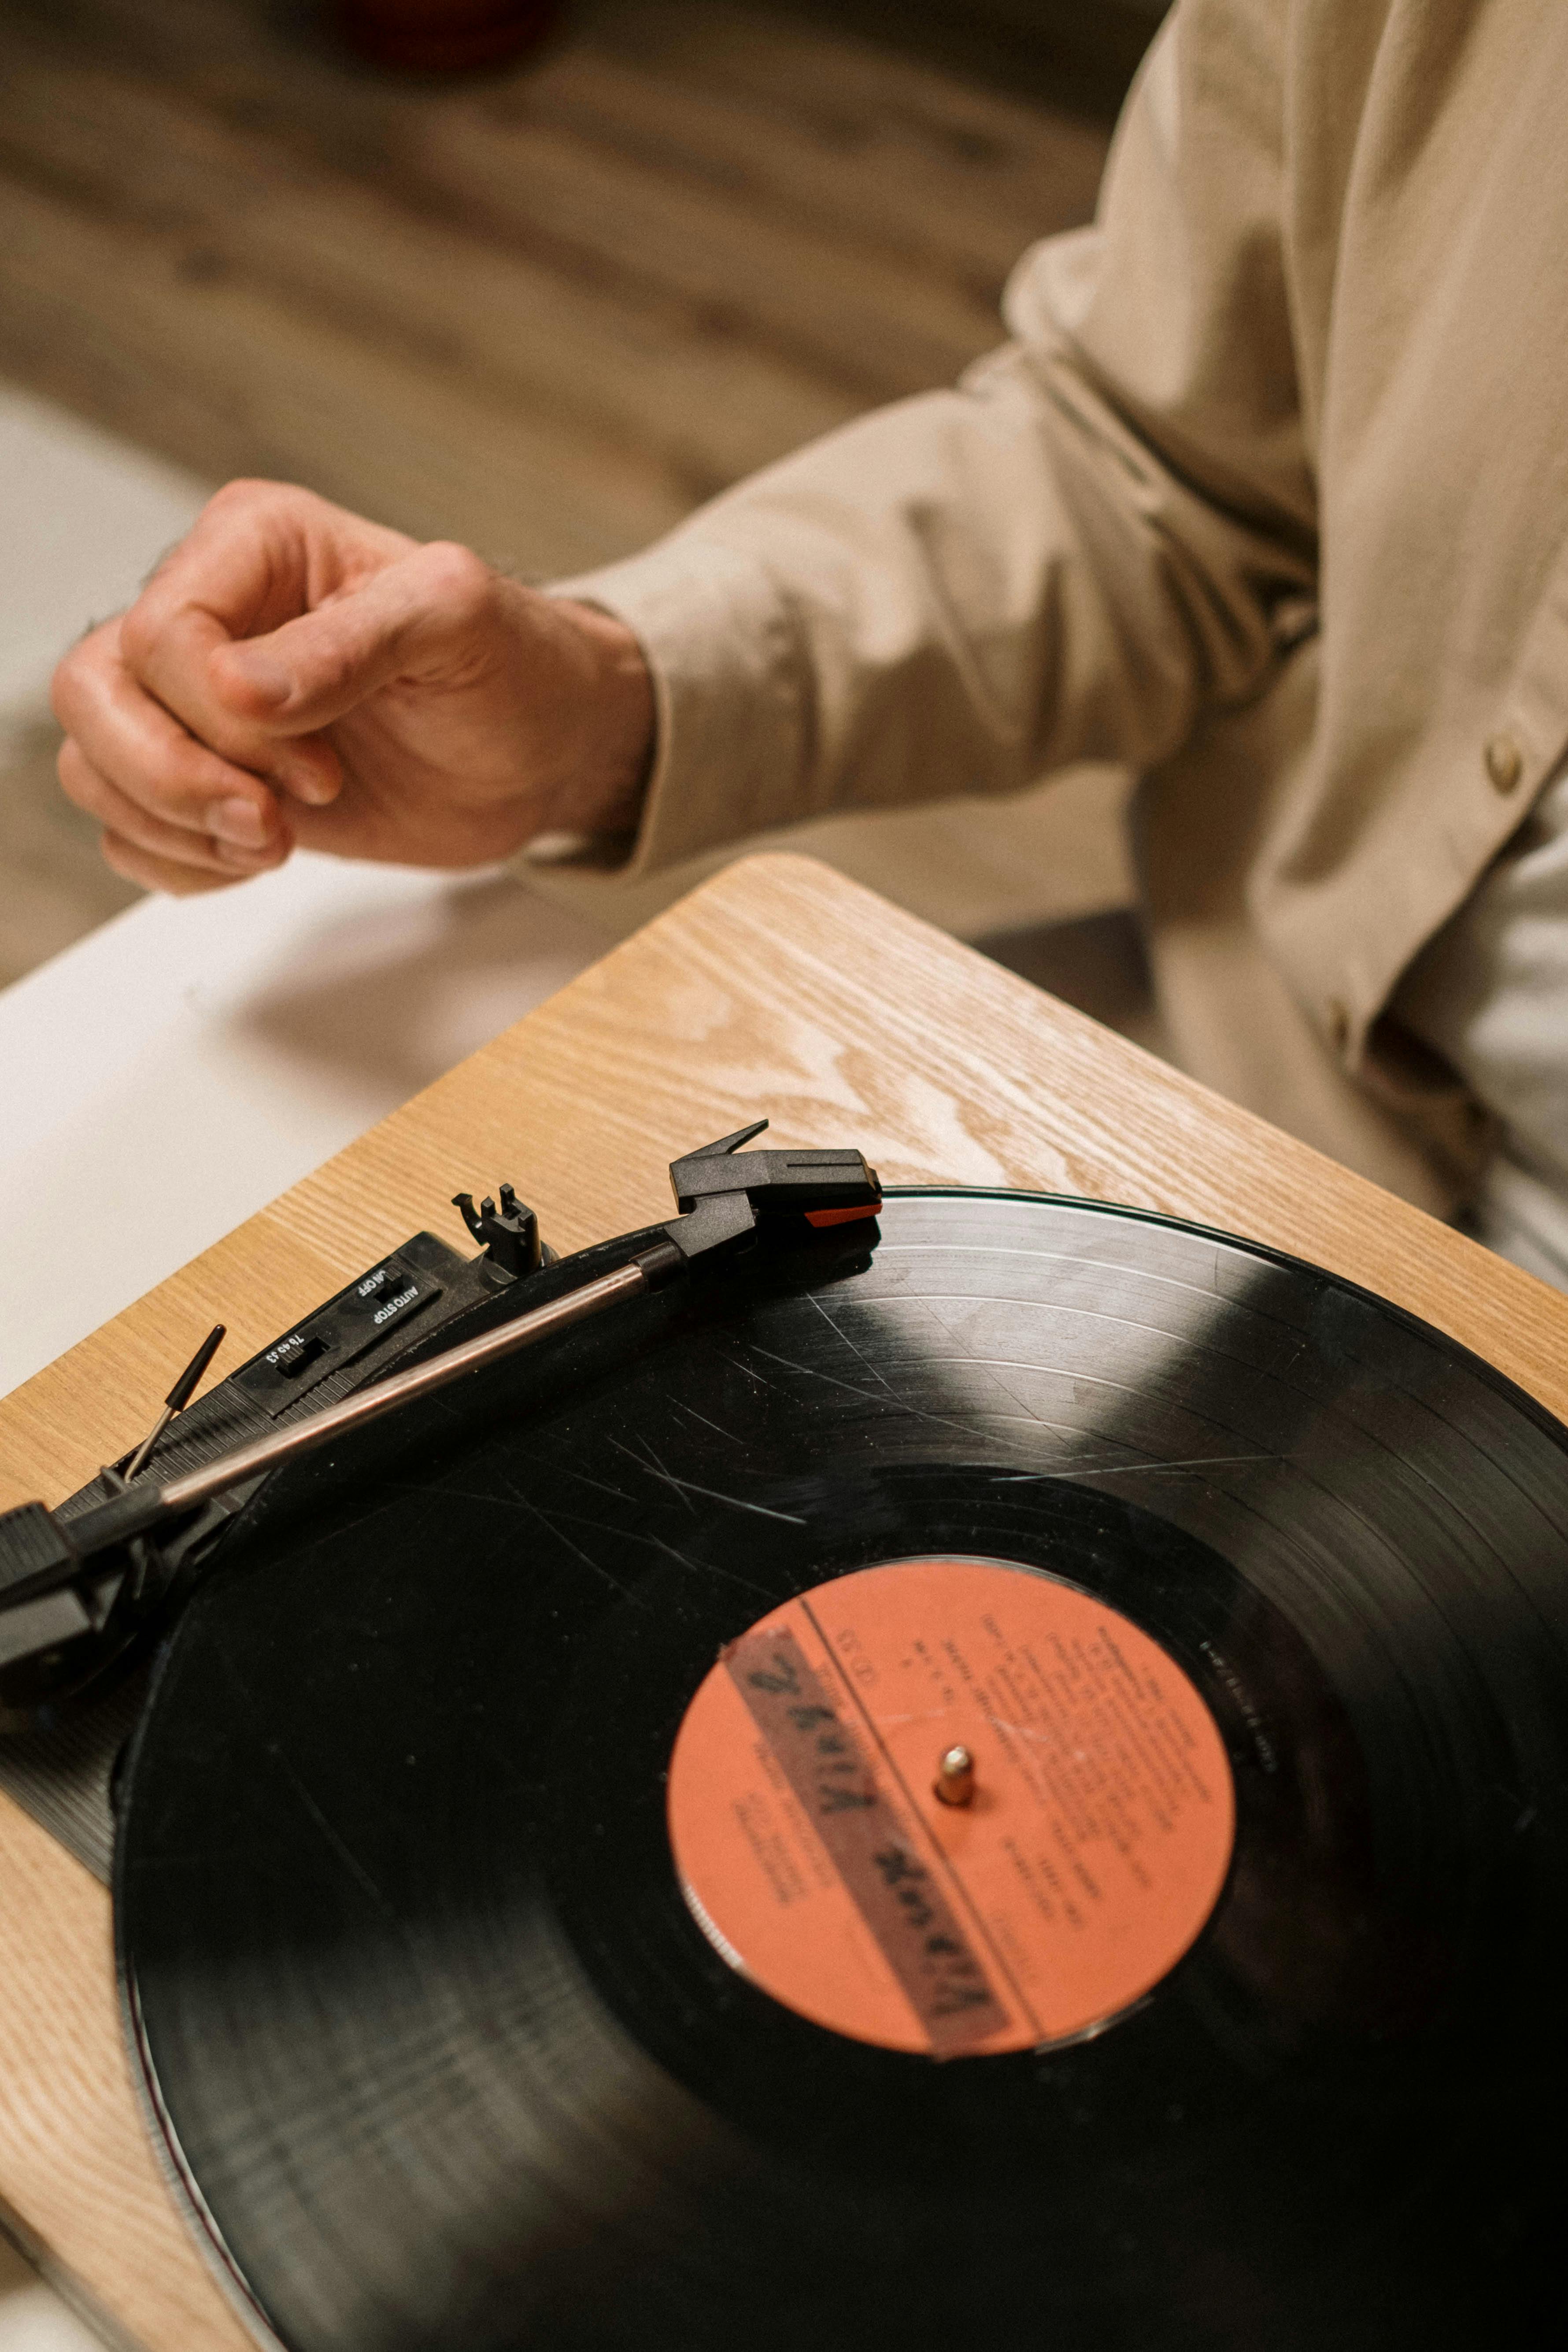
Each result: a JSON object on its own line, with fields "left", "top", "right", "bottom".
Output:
{"left": 114, "top": 1191, "right": 1568, "bottom": 2352}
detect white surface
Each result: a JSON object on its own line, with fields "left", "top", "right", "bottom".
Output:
{"left": 0, "top": 2242, "right": 101, "bottom": 2352}
{"left": 0, "top": 2283, "right": 101, "bottom": 2352}
{"left": 0, "top": 853, "right": 610, "bottom": 1397}
{"left": 0, "top": 385, "right": 208, "bottom": 705}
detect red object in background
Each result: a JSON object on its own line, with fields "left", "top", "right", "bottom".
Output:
{"left": 335, "top": 0, "right": 563, "bottom": 72}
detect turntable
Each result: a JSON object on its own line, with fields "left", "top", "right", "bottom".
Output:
{"left": 1, "top": 856, "right": 1564, "bottom": 2350}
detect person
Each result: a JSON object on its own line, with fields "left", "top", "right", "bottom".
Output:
{"left": 49, "top": 0, "right": 1568, "bottom": 1282}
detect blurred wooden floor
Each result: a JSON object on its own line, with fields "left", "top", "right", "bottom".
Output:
{"left": 0, "top": 0, "right": 1132, "bottom": 989}
{"left": 0, "top": 0, "right": 1113, "bottom": 569}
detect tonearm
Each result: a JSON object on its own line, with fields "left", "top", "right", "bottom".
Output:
{"left": 0, "top": 1121, "right": 880, "bottom": 1723}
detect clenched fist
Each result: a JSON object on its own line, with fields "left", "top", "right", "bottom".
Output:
{"left": 51, "top": 480, "right": 656, "bottom": 895}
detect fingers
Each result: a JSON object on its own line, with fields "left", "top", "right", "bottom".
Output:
{"left": 54, "top": 479, "right": 600, "bottom": 886}
{"left": 206, "top": 540, "right": 505, "bottom": 737}
{"left": 130, "top": 477, "right": 414, "bottom": 646}
{"left": 99, "top": 829, "right": 266, "bottom": 897}
{"left": 58, "top": 737, "right": 291, "bottom": 885}
{"left": 51, "top": 478, "right": 421, "bottom": 898}
{"left": 54, "top": 621, "right": 295, "bottom": 873}
{"left": 132, "top": 599, "right": 345, "bottom": 804}
{"left": 122, "top": 480, "right": 414, "bottom": 773}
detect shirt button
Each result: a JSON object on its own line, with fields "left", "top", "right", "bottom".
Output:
{"left": 1485, "top": 733, "right": 1524, "bottom": 793}
{"left": 1327, "top": 997, "right": 1351, "bottom": 1052}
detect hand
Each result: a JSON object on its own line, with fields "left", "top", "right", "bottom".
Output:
{"left": 51, "top": 480, "right": 656, "bottom": 895}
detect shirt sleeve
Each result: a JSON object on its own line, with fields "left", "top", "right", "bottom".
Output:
{"left": 550, "top": 0, "right": 1318, "bottom": 879}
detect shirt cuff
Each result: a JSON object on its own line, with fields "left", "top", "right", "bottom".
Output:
{"left": 546, "top": 536, "right": 810, "bottom": 878}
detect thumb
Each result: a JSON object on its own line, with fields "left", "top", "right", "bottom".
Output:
{"left": 209, "top": 541, "right": 503, "bottom": 736}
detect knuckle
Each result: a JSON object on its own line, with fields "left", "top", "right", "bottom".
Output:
{"left": 418, "top": 540, "right": 496, "bottom": 623}
{"left": 55, "top": 739, "right": 97, "bottom": 811}
{"left": 58, "top": 746, "right": 127, "bottom": 828}
{"left": 160, "top": 740, "right": 226, "bottom": 803}
{"left": 204, "top": 476, "right": 282, "bottom": 519}
{"left": 118, "top": 597, "right": 165, "bottom": 671}
{"left": 49, "top": 627, "right": 112, "bottom": 723}
{"left": 203, "top": 477, "right": 324, "bottom": 536}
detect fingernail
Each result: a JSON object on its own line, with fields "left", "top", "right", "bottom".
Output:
{"left": 210, "top": 795, "right": 268, "bottom": 847}
{"left": 226, "top": 649, "right": 292, "bottom": 708}
{"left": 284, "top": 765, "right": 338, "bottom": 806}
{"left": 215, "top": 838, "right": 283, "bottom": 871}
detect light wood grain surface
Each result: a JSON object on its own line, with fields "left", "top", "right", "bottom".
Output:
{"left": 3, "top": 852, "right": 1566, "bottom": 2349}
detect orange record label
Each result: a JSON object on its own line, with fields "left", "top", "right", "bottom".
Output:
{"left": 666, "top": 1557, "right": 1235, "bottom": 2058}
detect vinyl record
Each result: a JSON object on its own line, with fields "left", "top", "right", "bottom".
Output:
{"left": 114, "top": 1191, "right": 1568, "bottom": 2352}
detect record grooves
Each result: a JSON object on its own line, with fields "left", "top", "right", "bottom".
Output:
{"left": 112, "top": 1190, "right": 1568, "bottom": 2351}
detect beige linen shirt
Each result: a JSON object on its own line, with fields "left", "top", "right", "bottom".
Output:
{"left": 561, "top": 0, "right": 1568, "bottom": 1217}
